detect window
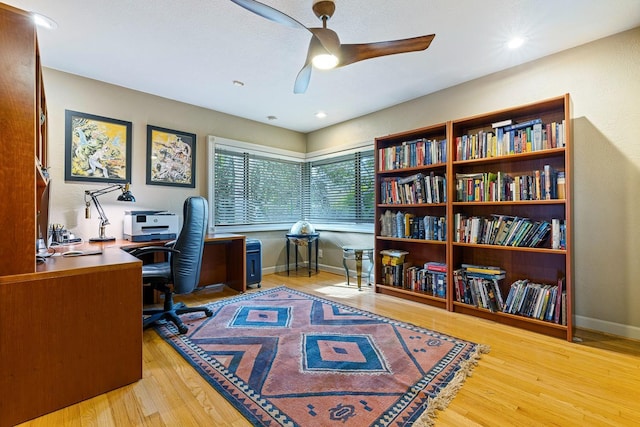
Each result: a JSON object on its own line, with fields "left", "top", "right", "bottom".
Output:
{"left": 211, "top": 137, "right": 374, "bottom": 228}
{"left": 215, "top": 148, "right": 304, "bottom": 225}
{"left": 306, "top": 151, "right": 375, "bottom": 224}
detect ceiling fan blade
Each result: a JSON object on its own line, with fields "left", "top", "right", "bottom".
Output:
{"left": 293, "top": 36, "right": 323, "bottom": 94}
{"left": 338, "top": 34, "right": 435, "bottom": 67}
{"left": 229, "top": 0, "right": 308, "bottom": 30}
{"left": 294, "top": 63, "right": 313, "bottom": 94}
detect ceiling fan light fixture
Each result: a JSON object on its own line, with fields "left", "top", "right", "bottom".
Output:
{"left": 312, "top": 53, "right": 338, "bottom": 70}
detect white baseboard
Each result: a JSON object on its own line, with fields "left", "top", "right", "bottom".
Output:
{"left": 574, "top": 315, "right": 640, "bottom": 340}
{"left": 263, "top": 264, "right": 361, "bottom": 279}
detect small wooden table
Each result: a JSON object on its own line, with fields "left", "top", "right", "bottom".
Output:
{"left": 342, "top": 246, "right": 374, "bottom": 290}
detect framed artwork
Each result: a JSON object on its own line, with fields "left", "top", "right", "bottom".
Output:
{"left": 64, "top": 110, "right": 132, "bottom": 184}
{"left": 146, "top": 125, "right": 196, "bottom": 188}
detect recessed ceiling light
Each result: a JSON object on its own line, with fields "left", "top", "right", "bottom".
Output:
{"left": 33, "top": 13, "right": 57, "bottom": 30}
{"left": 315, "top": 111, "right": 327, "bottom": 119}
{"left": 267, "top": 115, "right": 277, "bottom": 121}
{"left": 232, "top": 80, "right": 245, "bottom": 87}
{"left": 507, "top": 37, "right": 525, "bottom": 50}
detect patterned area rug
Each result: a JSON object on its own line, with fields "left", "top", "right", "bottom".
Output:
{"left": 154, "top": 286, "right": 489, "bottom": 426}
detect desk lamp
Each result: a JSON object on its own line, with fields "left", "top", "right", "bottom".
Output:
{"left": 84, "top": 183, "right": 135, "bottom": 242}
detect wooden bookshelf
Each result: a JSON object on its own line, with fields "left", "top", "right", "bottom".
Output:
{"left": 0, "top": 3, "right": 47, "bottom": 275}
{"left": 374, "top": 123, "right": 449, "bottom": 310}
{"left": 373, "top": 95, "right": 573, "bottom": 341}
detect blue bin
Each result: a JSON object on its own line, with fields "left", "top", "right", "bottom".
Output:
{"left": 246, "top": 239, "right": 262, "bottom": 287}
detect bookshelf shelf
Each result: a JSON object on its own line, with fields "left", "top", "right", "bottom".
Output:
{"left": 452, "top": 147, "right": 566, "bottom": 165}
{"left": 377, "top": 284, "right": 447, "bottom": 309}
{"left": 452, "top": 200, "right": 565, "bottom": 206}
{"left": 378, "top": 203, "right": 447, "bottom": 208}
{"left": 452, "top": 242, "right": 566, "bottom": 254}
{"left": 452, "top": 302, "right": 569, "bottom": 339}
{"left": 378, "top": 162, "right": 446, "bottom": 174}
{"left": 374, "top": 94, "right": 572, "bottom": 341}
{"left": 377, "top": 236, "right": 447, "bottom": 245}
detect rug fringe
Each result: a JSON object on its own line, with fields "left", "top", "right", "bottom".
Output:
{"left": 412, "top": 344, "right": 490, "bottom": 427}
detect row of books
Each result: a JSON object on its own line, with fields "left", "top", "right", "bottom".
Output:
{"left": 503, "top": 278, "right": 566, "bottom": 324}
{"left": 379, "top": 210, "right": 446, "bottom": 241}
{"left": 404, "top": 262, "right": 447, "bottom": 297}
{"left": 453, "top": 267, "right": 506, "bottom": 312}
{"left": 455, "top": 118, "right": 566, "bottom": 161}
{"left": 453, "top": 213, "right": 555, "bottom": 248}
{"left": 453, "top": 265, "right": 567, "bottom": 325}
{"left": 378, "top": 137, "right": 447, "bottom": 171}
{"left": 455, "top": 165, "right": 564, "bottom": 202}
{"left": 379, "top": 250, "right": 447, "bottom": 297}
{"left": 380, "top": 172, "right": 447, "bottom": 205}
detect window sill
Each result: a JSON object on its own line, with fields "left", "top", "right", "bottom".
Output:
{"left": 212, "top": 223, "right": 374, "bottom": 234}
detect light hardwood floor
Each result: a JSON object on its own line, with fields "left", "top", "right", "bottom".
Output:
{"left": 20, "top": 271, "right": 640, "bottom": 426}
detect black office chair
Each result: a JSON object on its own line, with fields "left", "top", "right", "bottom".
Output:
{"left": 128, "top": 196, "right": 212, "bottom": 334}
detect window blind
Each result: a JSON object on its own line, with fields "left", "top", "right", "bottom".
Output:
{"left": 215, "top": 149, "right": 304, "bottom": 225}
{"left": 306, "top": 151, "right": 375, "bottom": 224}
{"left": 214, "top": 145, "right": 374, "bottom": 227}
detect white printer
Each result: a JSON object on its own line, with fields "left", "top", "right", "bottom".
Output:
{"left": 123, "top": 211, "right": 179, "bottom": 242}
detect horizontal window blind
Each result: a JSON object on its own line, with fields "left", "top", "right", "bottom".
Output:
{"left": 307, "top": 151, "right": 375, "bottom": 223}
{"left": 215, "top": 149, "right": 304, "bottom": 225}
{"left": 214, "top": 144, "right": 374, "bottom": 227}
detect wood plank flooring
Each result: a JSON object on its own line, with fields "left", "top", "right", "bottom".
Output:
{"left": 19, "top": 271, "right": 640, "bottom": 426}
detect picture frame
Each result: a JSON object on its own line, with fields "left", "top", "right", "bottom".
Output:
{"left": 64, "top": 110, "right": 132, "bottom": 184}
{"left": 146, "top": 125, "right": 196, "bottom": 188}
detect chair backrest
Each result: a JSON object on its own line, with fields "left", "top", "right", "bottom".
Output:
{"left": 171, "top": 196, "right": 208, "bottom": 294}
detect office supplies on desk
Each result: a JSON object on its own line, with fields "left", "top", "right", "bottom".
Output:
{"left": 124, "top": 210, "right": 178, "bottom": 242}
{"left": 62, "top": 250, "right": 103, "bottom": 257}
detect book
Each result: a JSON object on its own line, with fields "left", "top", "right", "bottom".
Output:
{"left": 554, "top": 277, "right": 565, "bottom": 323}
{"left": 551, "top": 219, "right": 562, "bottom": 249}
{"left": 461, "top": 263, "right": 504, "bottom": 275}
{"left": 425, "top": 261, "right": 447, "bottom": 273}
{"left": 502, "top": 118, "right": 543, "bottom": 132}
{"left": 557, "top": 171, "right": 566, "bottom": 199}
{"left": 380, "top": 249, "right": 409, "bottom": 258}
{"left": 491, "top": 119, "right": 513, "bottom": 129}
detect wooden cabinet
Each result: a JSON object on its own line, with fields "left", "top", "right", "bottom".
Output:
{"left": 0, "top": 6, "right": 143, "bottom": 426}
{"left": 373, "top": 95, "right": 573, "bottom": 341}
{"left": 0, "top": 3, "right": 49, "bottom": 275}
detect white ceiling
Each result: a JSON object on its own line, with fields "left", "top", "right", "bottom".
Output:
{"left": 6, "top": 0, "right": 640, "bottom": 133}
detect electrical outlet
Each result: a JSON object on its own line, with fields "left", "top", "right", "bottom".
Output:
{"left": 318, "top": 249, "right": 323, "bottom": 258}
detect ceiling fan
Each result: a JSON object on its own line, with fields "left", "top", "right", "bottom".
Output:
{"left": 229, "top": 0, "right": 435, "bottom": 94}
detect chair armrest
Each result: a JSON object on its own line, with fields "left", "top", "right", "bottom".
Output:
{"left": 126, "top": 246, "right": 180, "bottom": 258}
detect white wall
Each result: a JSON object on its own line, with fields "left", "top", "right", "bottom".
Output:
{"left": 307, "top": 27, "right": 640, "bottom": 339}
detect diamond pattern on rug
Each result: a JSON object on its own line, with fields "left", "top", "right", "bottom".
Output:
{"left": 155, "top": 286, "right": 488, "bottom": 427}
{"left": 310, "top": 300, "right": 382, "bottom": 325}
{"left": 302, "top": 333, "right": 390, "bottom": 373}
{"left": 229, "top": 305, "right": 292, "bottom": 328}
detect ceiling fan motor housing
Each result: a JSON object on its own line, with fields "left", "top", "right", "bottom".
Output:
{"left": 312, "top": 0, "right": 335, "bottom": 21}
